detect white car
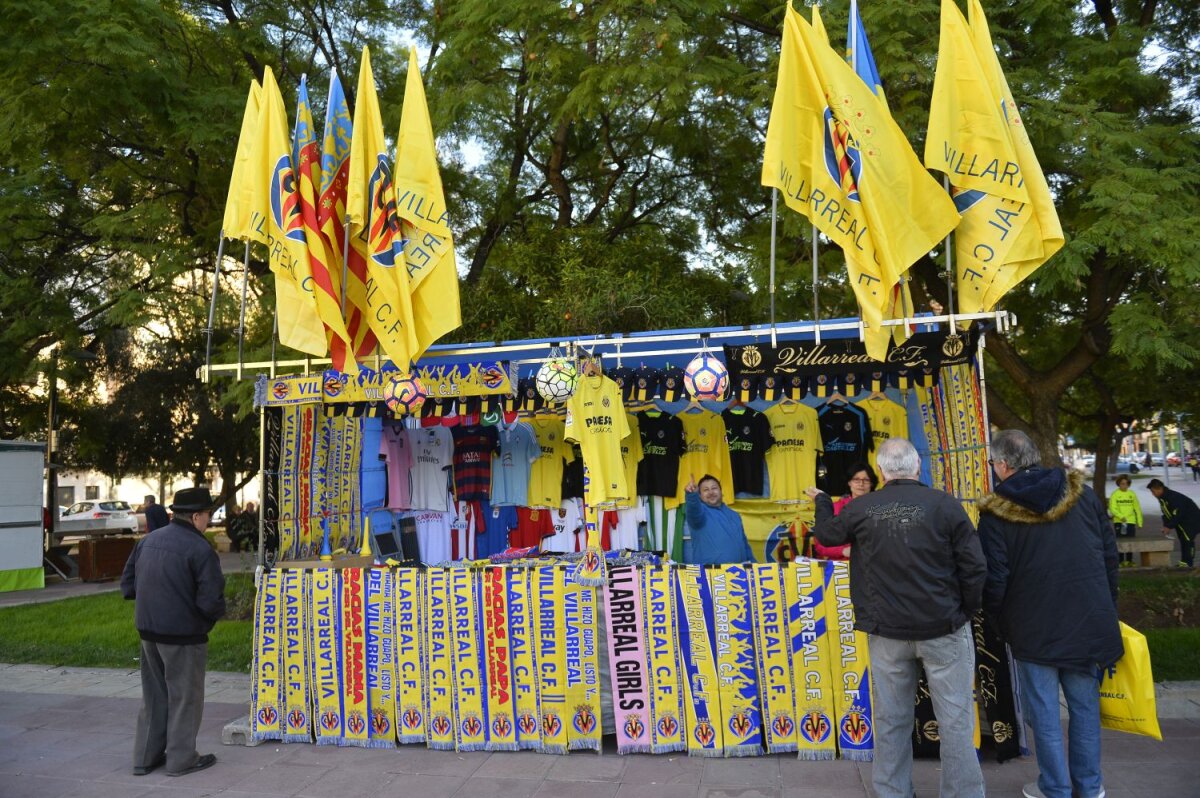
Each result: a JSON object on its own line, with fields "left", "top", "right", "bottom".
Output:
{"left": 57, "top": 500, "right": 139, "bottom": 534}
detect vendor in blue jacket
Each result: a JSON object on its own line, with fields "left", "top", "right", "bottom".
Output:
{"left": 683, "top": 473, "right": 753, "bottom": 564}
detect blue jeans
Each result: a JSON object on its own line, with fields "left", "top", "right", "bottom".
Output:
{"left": 868, "top": 623, "right": 984, "bottom": 798}
{"left": 1015, "top": 660, "right": 1104, "bottom": 798}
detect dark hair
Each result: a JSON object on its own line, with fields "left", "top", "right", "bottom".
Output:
{"left": 698, "top": 474, "right": 721, "bottom": 489}
{"left": 1147, "top": 478, "right": 1165, "bottom": 490}
{"left": 1115, "top": 475, "right": 1131, "bottom": 487}
{"left": 845, "top": 462, "right": 878, "bottom": 490}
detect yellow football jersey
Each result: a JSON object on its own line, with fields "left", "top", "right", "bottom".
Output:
{"left": 671, "top": 409, "right": 735, "bottom": 508}
{"left": 763, "top": 402, "right": 821, "bottom": 501}
{"left": 528, "top": 416, "right": 574, "bottom": 508}
{"left": 565, "top": 374, "right": 632, "bottom": 506}
{"left": 857, "top": 396, "right": 908, "bottom": 480}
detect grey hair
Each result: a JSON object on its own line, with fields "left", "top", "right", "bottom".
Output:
{"left": 990, "top": 429, "right": 1040, "bottom": 470}
{"left": 876, "top": 438, "right": 920, "bottom": 480}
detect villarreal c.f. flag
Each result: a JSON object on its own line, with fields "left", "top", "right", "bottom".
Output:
{"left": 762, "top": 6, "right": 958, "bottom": 360}
{"left": 394, "top": 46, "right": 461, "bottom": 361}
{"left": 294, "top": 75, "right": 356, "bottom": 371}
{"left": 924, "top": 0, "right": 1063, "bottom": 316}
{"left": 346, "top": 46, "right": 418, "bottom": 370}
{"left": 223, "top": 80, "right": 260, "bottom": 241}
{"left": 246, "top": 66, "right": 327, "bottom": 357}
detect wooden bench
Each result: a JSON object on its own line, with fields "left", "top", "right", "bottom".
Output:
{"left": 1117, "top": 537, "right": 1176, "bottom": 567}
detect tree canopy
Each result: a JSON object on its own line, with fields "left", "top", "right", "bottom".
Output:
{"left": 1, "top": 0, "right": 1196, "bottom": 489}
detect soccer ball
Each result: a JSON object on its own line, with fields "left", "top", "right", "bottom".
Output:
{"left": 384, "top": 373, "right": 427, "bottom": 415}
{"left": 684, "top": 353, "right": 729, "bottom": 400}
{"left": 535, "top": 359, "right": 578, "bottom": 403}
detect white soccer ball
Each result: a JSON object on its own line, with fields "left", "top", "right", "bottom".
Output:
{"left": 684, "top": 353, "right": 729, "bottom": 400}
{"left": 535, "top": 359, "right": 579, "bottom": 403}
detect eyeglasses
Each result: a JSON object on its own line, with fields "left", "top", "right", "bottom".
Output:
{"left": 848, "top": 477, "right": 872, "bottom": 484}
{"left": 987, "top": 459, "right": 995, "bottom": 465}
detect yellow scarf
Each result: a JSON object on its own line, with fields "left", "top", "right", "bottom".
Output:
{"left": 534, "top": 565, "right": 568, "bottom": 754}
{"left": 506, "top": 567, "right": 542, "bottom": 750}
{"left": 825, "top": 560, "right": 874, "bottom": 761}
{"left": 339, "top": 567, "right": 370, "bottom": 746}
{"left": 787, "top": 559, "right": 836, "bottom": 760}
{"left": 394, "top": 567, "right": 425, "bottom": 744}
{"left": 282, "top": 569, "right": 310, "bottom": 742}
{"left": 252, "top": 568, "right": 283, "bottom": 741}
{"left": 750, "top": 564, "right": 796, "bottom": 754}
{"left": 676, "top": 565, "right": 724, "bottom": 756}
{"left": 364, "top": 568, "right": 397, "bottom": 747}
{"left": 450, "top": 567, "right": 486, "bottom": 751}
{"left": 483, "top": 566, "right": 519, "bottom": 750}
{"left": 565, "top": 579, "right": 602, "bottom": 750}
{"left": 310, "top": 567, "right": 341, "bottom": 744}
{"left": 643, "top": 564, "right": 686, "bottom": 753}
{"left": 423, "top": 567, "right": 455, "bottom": 750}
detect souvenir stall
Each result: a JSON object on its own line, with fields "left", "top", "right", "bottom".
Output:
{"left": 206, "top": 312, "right": 1023, "bottom": 761}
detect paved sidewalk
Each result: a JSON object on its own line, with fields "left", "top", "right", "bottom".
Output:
{"left": 0, "top": 664, "right": 1195, "bottom": 798}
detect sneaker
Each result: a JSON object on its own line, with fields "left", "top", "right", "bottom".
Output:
{"left": 132, "top": 753, "right": 165, "bottom": 776}
{"left": 167, "top": 753, "right": 216, "bottom": 777}
{"left": 1022, "top": 784, "right": 1047, "bottom": 798}
{"left": 1178, "top": 562, "right": 1192, "bottom": 568}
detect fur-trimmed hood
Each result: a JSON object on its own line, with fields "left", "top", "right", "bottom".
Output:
{"left": 979, "top": 467, "right": 1086, "bottom": 523}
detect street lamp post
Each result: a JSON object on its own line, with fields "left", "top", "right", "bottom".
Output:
{"left": 45, "top": 350, "right": 59, "bottom": 521}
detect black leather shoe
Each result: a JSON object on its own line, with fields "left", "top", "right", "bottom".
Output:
{"left": 132, "top": 753, "right": 166, "bottom": 776}
{"left": 167, "top": 753, "right": 216, "bottom": 777}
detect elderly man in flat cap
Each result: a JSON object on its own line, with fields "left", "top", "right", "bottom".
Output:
{"left": 121, "top": 486, "right": 225, "bottom": 777}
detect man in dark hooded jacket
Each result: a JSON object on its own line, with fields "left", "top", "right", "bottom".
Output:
{"left": 978, "top": 431, "right": 1121, "bottom": 798}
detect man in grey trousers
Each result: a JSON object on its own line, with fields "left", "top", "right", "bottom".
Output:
{"left": 121, "top": 486, "right": 225, "bottom": 777}
{"left": 807, "top": 438, "right": 987, "bottom": 798}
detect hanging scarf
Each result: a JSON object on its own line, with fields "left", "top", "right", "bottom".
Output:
{"left": 298, "top": 404, "right": 317, "bottom": 558}
{"left": 282, "top": 569, "right": 311, "bottom": 742}
{"left": 394, "top": 567, "right": 426, "bottom": 744}
{"left": 506, "top": 566, "right": 542, "bottom": 750}
{"left": 563, "top": 577, "right": 601, "bottom": 750}
{"left": 785, "top": 559, "right": 836, "bottom": 760}
{"left": 643, "top": 564, "right": 686, "bottom": 753}
{"left": 708, "top": 564, "right": 763, "bottom": 757}
{"left": 603, "top": 565, "right": 652, "bottom": 753}
{"left": 483, "top": 566, "right": 519, "bottom": 750}
{"left": 263, "top": 407, "right": 282, "bottom": 560}
{"left": 339, "top": 567, "right": 370, "bottom": 746}
{"left": 675, "top": 565, "right": 724, "bottom": 757}
{"left": 450, "top": 566, "right": 487, "bottom": 751}
{"left": 310, "top": 567, "right": 342, "bottom": 745}
{"left": 424, "top": 567, "right": 456, "bottom": 750}
{"left": 749, "top": 564, "right": 796, "bottom": 754}
{"left": 974, "top": 612, "right": 1021, "bottom": 762}
{"left": 824, "top": 560, "right": 874, "bottom": 761}
{"left": 251, "top": 568, "right": 283, "bottom": 741}
{"left": 311, "top": 412, "right": 332, "bottom": 559}
{"left": 571, "top": 488, "right": 606, "bottom": 587}
{"left": 278, "top": 404, "right": 301, "bottom": 560}
{"left": 364, "top": 568, "right": 397, "bottom": 748}
{"left": 534, "top": 565, "right": 569, "bottom": 754}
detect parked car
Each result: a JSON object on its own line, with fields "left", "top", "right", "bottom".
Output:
{"left": 1166, "top": 452, "right": 1182, "bottom": 467}
{"left": 57, "top": 500, "right": 139, "bottom": 534}
{"left": 1076, "top": 456, "right": 1138, "bottom": 475}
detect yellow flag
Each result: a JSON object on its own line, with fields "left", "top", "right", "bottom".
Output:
{"left": 395, "top": 46, "right": 461, "bottom": 360}
{"left": 346, "top": 47, "right": 418, "bottom": 369}
{"left": 762, "top": 5, "right": 959, "bottom": 359}
{"left": 222, "top": 81, "right": 260, "bottom": 240}
{"left": 811, "top": 3, "right": 829, "bottom": 45}
{"left": 246, "top": 67, "right": 327, "bottom": 356}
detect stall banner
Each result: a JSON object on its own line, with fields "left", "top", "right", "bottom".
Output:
{"left": 255, "top": 373, "right": 326, "bottom": 407}
{"left": 535, "top": 565, "right": 569, "bottom": 753}
{"left": 339, "top": 567, "right": 371, "bottom": 746}
{"left": 450, "top": 567, "right": 487, "bottom": 751}
{"left": 736, "top": 499, "right": 812, "bottom": 563}
{"left": 723, "top": 329, "right": 978, "bottom": 383}
{"left": 675, "top": 565, "right": 724, "bottom": 756}
{"left": 310, "top": 568, "right": 342, "bottom": 744}
{"left": 483, "top": 566, "right": 519, "bottom": 750}
{"left": 749, "top": 564, "right": 797, "bottom": 754}
{"left": 394, "top": 567, "right": 426, "bottom": 744}
{"left": 424, "top": 567, "right": 456, "bottom": 750}
{"left": 787, "top": 559, "right": 837, "bottom": 760}
{"left": 603, "top": 565, "right": 652, "bottom": 753}
{"left": 506, "top": 567, "right": 542, "bottom": 750}
{"left": 563, "top": 576, "right": 602, "bottom": 750}
{"left": 364, "top": 568, "right": 397, "bottom": 747}
{"left": 643, "top": 565, "right": 687, "bottom": 753}
{"left": 252, "top": 568, "right": 284, "bottom": 741}
{"left": 709, "top": 564, "right": 763, "bottom": 756}
{"left": 824, "top": 561, "right": 874, "bottom": 761}
{"left": 282, "top": 569, "right": 311, "bottom": 742}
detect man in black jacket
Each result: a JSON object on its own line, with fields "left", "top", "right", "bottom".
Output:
{"left": 1147, "top": 478, "right": 1200, "bottom": 567}
{"left": 121, "top": 486, "right": 225, "bottom": 778}
{"left": 807, "top": 438, "right": 986, "bottom": 798}
{"left": 979, "top": 431, "right": 1121, "bottom": 798}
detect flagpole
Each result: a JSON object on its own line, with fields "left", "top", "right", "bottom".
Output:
{"left": 811, "top": 223, "right": 821, "bottom": 345}
{"left": 341, "top": 214, "right": 352, "bottom": 314}
{"left": 203, "top": 235, "right": 226, "bottom": 381}
{"left": 769, "top": 189, "right": 778, "bottom": 348}
{"left": 942, "top": 175, "right": 957, "bottom": 319}
{"left": 270, "top": 305, "right": 279, "bottom": 378}
{"left": 237, "top": 240, "right": 250, "bottom": 381}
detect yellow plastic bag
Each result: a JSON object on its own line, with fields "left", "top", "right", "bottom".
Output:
{"left": 1098, "top": 622, "right": 1162, "bottom": 740}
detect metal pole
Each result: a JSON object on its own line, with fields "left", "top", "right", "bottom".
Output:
{"left": 257, "top": 404, "right": 266, "bottom": 567}
{"left": 237, "top": 240, "right": 251, "bottom": 381}
{"left": 45, "top": 351, "right": 58, "bottom": 516}
{"left": 976, "top": 331, "right": 994, "bottom": 492}
{"left": 203, "top": 235, "right": 227, "bottom": 380}
{"left": 1159, "top": 424, "right": 1170, "bottom": 486}
{"left": 769, "top": 189, "right": 778, "bottom": 348}
{"left": 341, "top": 214, "right": 352, "bottom": 314}
{"left": 270, "top": 306, "right": 279, "bottom": 378}
{"left": 942, "top": 175, "right": 956, "bottom": 318}
{"left": 811, "top": 223, "right": 821, "bottom": 345}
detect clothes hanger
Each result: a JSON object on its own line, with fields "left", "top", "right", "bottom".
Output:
{"left": 825, "top": 390, "right": 847, "bottom": 405}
